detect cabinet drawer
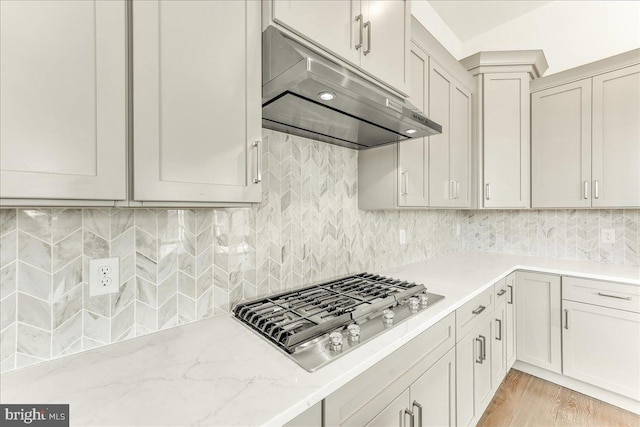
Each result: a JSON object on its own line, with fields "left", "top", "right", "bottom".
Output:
{"left": 563, "top": 276, "right": 640, "bottom": 313}
{"left": 456, "top": 286, "right": 495, "bottom": 342}
{"left": 494, "top": 278, "right": 508, "bottom": 305}
{"left": 324, "top": 312, "right": 455, "bottom": 426}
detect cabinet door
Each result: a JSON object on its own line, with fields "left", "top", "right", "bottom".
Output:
{"left": 451, "top": 84, "right": 472, "bottom": 208}
{"left": 398, "top": 43, "right": 429, "bottom": 207}
{"left": 360, "top": 0, "right": 409, "bottom": 94}
{"left": 562, "top": 300, "right": 640, "bottom": 400}
{"left": 0, "top": 0, "right": 126, "bottom": 201}
{"left": 516, "top": 272, "right": 562, "bottom": 373}
{"left": 456, "top": 320, "right": 492, "bottom": 427}
{"left": 132, "top": 0, "right": 261, "bottom": 203}
{"left": 532, "top": 79, "right": 592, "bottom": 208}
{"left": 505, "top": 273, "right": 517, "bottom": 370}
{"left": 592, "top": 64, "right": 640, "bottom": 207}
{"left": 272, "top": 0, "right": 360, "bottom": 66}
{"left": 474, "top": 320, "right": 494, "bottom": 421}
{"left": 428, "top": 61, "right": 452, "bottom": 207}
{"left": 283, "top": 402, "right": 322, "bottom": 427}
{"left": 410, "top": 348, "right": 456, "bottom": 427}
{"left": 492, "top": 301, "right": 507, "bottom": 388}
{"left": 364, "top": 389, "right": 410, "bottom": 427}
{"left": 483, "top": 73, "right": 530, "bottom": 208}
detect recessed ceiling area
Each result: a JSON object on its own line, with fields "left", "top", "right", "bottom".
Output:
{"left": 427, "top": 1, "right": 551, "bottom": 41}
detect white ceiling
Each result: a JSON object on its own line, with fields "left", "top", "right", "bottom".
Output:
{"left": 427, "top": 1, "right": 551, "bottom": 41}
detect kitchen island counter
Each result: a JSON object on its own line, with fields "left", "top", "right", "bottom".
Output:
{"left": 1, "top": 252, "right": 638, "bottom": 426}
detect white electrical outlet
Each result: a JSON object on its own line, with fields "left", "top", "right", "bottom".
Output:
{"left": 89, "top": 257, "right": 120, "bottom": 296}
{"left": 601, "top": 229, "right": 615, "bottom": 244}
{"left": 399, "top": 229, "right": 406, "bottom": 245}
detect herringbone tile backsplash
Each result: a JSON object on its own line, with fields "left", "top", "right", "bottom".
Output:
{"left": 0, "top": 129, "right": 638, "bottom": 372}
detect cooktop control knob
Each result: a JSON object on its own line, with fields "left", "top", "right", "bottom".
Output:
{"left": 419, "top": 293, "right": 429, "bottom": 307}
{"left": 382, "top": 308, "right": 395, "bottom": 325}
{"left": 408, "top": 296, "right": 420, "bottom": 311}
{"left": 347, "top": 324, "right": 361, "bottom": 342}
{"left": 329, "top": 331, "right": 343, "bottom": 351}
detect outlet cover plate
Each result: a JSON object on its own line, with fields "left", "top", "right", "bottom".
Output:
{"left": 89, "top": 257, "right": 120, "bottom": 296}
{"left": 601, "top": 229, "right": 615, "bottom": 244}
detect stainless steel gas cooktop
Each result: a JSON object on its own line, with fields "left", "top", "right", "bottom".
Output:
{"left": 233, "top": 273, "right": 444, "bottom": 372}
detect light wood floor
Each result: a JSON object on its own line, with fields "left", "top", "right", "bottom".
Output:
{"left": 477, "top": 369, "right": 640, "bottom": 427}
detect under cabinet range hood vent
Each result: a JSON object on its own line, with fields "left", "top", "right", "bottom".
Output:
{"left": 262, "top": 26, "right": 442, "bottom": 150}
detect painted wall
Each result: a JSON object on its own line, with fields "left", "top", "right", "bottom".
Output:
{"left": 459, "top": 1, "right": 640, "bottom": 75}
{"left": 411, "top": 0, "right": 463, "bottom": 59}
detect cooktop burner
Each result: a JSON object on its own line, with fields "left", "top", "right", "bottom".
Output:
{"left": 233, "top": 273, "right": 444, "bottom": 371}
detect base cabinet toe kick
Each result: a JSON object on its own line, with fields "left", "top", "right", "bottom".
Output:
{"left": 285, "top": 270, "right": 640, "bottom": 426}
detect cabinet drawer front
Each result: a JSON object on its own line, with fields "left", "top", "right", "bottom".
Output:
{"left": 456, "top": 286, "right": 495, "bottom": 342}
{"left": 494, "top": 278, "right": 508, "bottom": 305}
{"left": 325, "top": 313, "right": 455, "bottom": 426}
{"left": 563, "top": 276, "right": 640, "bottom": 313}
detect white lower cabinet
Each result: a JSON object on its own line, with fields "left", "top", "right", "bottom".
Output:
{"left": 325, "top": 313, "right": 455, "bottom": 427}
{"left": 562, "top": 299, "right": 640, "bottom": 401}
{"left": 491, "top": 300, "right": 507, "bottom": 387}
{"left": 456, "top": 317, "right": 493, "bottom": 427}
{"left": 505, "top": 273, "right": 517, "bottom": 370}
{"left": 516, "top": 271, "right": 562, "bottom": 373}
{"left": 411, "top": 347, "right": 457, "bottom": 427}
{"left": 283, "top": 401, "right": 322, "bottom": 427}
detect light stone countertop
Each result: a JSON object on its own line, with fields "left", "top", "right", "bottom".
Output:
{"left": 1, "top": 252, "right": 638, "bottom": 426}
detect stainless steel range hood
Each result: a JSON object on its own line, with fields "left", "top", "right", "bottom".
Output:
{"left": 262, "top": 26, "right": 442, "bottom": 150}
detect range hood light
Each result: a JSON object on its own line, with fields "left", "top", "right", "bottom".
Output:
{"left": 405, "top": 129, "right": 417, "bottom": 134}
{"left": 318, "top": 91, "right": 336, "bottom": 101}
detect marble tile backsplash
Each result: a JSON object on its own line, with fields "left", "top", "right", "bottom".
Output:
{"left": 1, "top": 129, "right": 638, "bottom": 373}
{"left": 460, "top": 209, "right": 640, "bottom": 266}
{"left": 0, "top": 130, "right": 463, "bottom": 373}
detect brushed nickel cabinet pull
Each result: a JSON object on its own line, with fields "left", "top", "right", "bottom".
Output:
{"left": 583, "top": 180, "right": 589, "bottom": 199}
{"left": 355, "top": 14, "right": 363, "bottom": 50}
{"left": 486, "top": 183, "right": 491, "bottom": 200}
{"left": 496, "top": 319, "right": 502, "bottom": 340}
{"left": 253, "top": 140, "right": 262, "bottom": 184}
{"left": 597, "top": 292, "right": 631, "bottom": 301}
{"left": 564, "top": 309, "right": 569, "bottom": 330}
{"left": 479, "top": 335, "right": 486, "bottom": 360}
{"left": 412, "top": 401, "right": 423, "bottom": 427}
{"left": 497, "top": 289, "right": 506, "bottom": 296}
{"left": 594, "top": 180, "right": 599, "bottom": 199}
{"left": 508, "top": 285, "right": 514, "bottom": 304}
{"left": 475, "top": 337, "right": 483, "bottom": 364}
{"left": 364, "top": 21, "right": 371, "bottom": 55}
{"left": 472, "top": 305, "right": 486, "bottom": 315}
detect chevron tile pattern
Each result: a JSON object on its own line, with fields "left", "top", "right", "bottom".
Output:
{"left": 1, "top": 130, "right": 638, "bottom": 373}
{"left": 461, "top": 209, "right": 640, "bottom": 265}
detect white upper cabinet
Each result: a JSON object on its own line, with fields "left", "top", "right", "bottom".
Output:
{"left": 398, "top": 43, "right": 429, "bottom": 207}
{"left": 429, "top": 61, "right": 472, "bottom": 208}
{"left": 461, "top": 50, "right": 548, "bottom": 209}
{"left": 0, "top": 0, "right": 127, "bottom": 202}
{"left": 532, "top": 51, "right": 640, "bottom": 209}
{"left": 359, "top": 0, "right": 409, "bottom": 95}
{"left": 268, "top": 0, "right": 409, "bottom": 95}
{"left": 591, "top": 64, "right": 640, "bottom": 207}
{"left": 428, "top": 61, "right": 453, "bottom": 207}
{"left": 132, "top": 0, "right": 262, "bottom": 203}
{"left": 271, "top": 0, "right": 360, "bottom": 65}
{"left": 532, "top": 79, "right": 592, "bottom": 208}
{"left": 358, "top": 29, "right": 473, "bottom": 210}
{"left": 482, "top": 73, "right": 531, "bottom": 208}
